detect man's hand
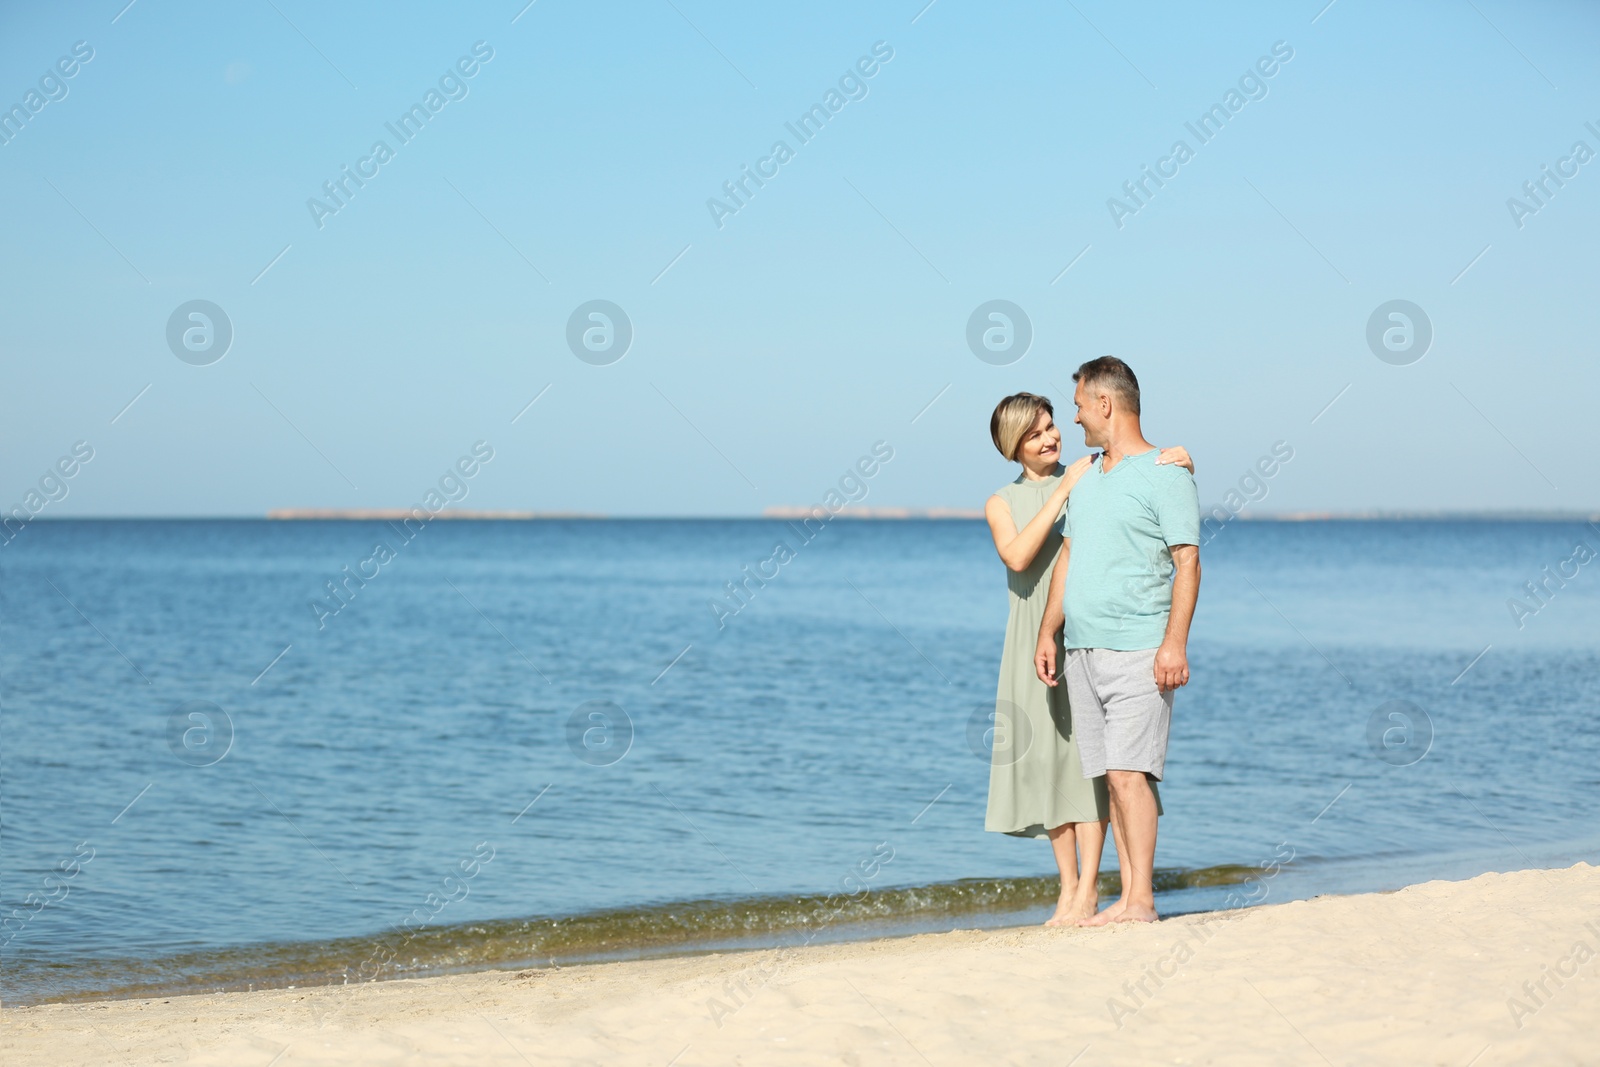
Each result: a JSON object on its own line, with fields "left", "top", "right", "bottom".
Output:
{"left": 1153, "top": 639, "right": 1189, "bottom": 692}
{"left": 1035, "top": 633, "right": 1059, "bottom": 687}
{"left": 1156, "top": 544, "right": 1198, "bottom": 693}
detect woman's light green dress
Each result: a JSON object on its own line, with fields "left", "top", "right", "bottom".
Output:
{"left": 984, "top": 468, "right": 1158, "bottom": 837}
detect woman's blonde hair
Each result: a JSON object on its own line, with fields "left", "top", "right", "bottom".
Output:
{"left": 989, "top": 392, "right": 1053, "bottom": 462}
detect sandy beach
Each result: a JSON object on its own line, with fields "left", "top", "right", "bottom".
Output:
{"left": 5, "top": 863, "right": 1596, "bottom": 1066}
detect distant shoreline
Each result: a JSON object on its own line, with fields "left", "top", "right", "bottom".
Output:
{"left": 762, "top": 506, "right": 986, "bottom": 520}
{"left": 264, "top": 508, "right": 601, "bottom": 521}
{"left": 17, "top": 510, "right": 1600, "bottom": 522}
{"left": 269, "top": 508, "right": 1598, "bottom": 522}
{"left": 1235, "top": 509, "right": 1600, "bottom": 523}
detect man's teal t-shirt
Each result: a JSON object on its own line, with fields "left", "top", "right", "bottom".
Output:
{"left": 1061, "top": 448, "right": 1200, "bottom": 651}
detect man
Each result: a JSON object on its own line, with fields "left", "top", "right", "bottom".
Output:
{"left": 1035, "top": 356, "right": 1200, "bottom": 925}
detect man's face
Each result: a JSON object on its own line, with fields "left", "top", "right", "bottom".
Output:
{"left": 1072, "top": 380, "right": 1108, "bottom": 449}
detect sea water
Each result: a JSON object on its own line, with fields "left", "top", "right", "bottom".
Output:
{"left": 2, "top": 518, "right": 1597, "bottom": 1003}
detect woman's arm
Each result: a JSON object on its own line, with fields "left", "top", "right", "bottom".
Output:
{"left": 985, "top": 457, "right": 1091, "bottom": 572}
{"left": 1155, "top": 446, "right": 1195, "bottom": 473}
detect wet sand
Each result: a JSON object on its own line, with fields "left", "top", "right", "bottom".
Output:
{"left": 4, "top": 863, "right": 1596, "bottom": 1066}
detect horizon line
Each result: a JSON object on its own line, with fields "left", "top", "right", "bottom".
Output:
{"left": 10, "top": 509, "right": 1600, "bottom": 523}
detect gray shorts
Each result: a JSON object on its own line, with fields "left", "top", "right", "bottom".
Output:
{"left": 1062, "top": 647, "right": 1174, "bottom": 780}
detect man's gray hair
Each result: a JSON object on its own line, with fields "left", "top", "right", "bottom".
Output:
{"left": 1073, "top": 356, "right": 1141, "bottom": 416}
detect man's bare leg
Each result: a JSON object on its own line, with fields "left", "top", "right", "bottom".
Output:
{"left": 1082, "top": 770, "right": 1159, "bottom": 925}
{"left": 1090, "top": 798, "right": 1129, "bottom": 924}
{"left": 1044, "top": 822, "right": 1085, "bottom": 925}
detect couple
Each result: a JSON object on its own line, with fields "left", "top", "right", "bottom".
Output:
{"left": 982, "top": 357, "right": 1201, "bottom": 926}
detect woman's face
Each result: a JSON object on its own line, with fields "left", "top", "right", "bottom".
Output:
{"left": 1016, "top": 408, "right": 1061, "bottom": 468}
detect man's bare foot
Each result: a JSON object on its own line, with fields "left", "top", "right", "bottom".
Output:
{"left": 1079, "top": 899, "right": 1158, "bottom": 927}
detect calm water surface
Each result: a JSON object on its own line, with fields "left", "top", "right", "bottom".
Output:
{"left": 2, "top": 518, "right": 1597, "bottom": 1003}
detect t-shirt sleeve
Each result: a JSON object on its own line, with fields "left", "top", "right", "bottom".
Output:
{"left": 1059, "top": 500, "right": 1071, "bottom": 539}
{"left": 1155, "top": 469, "right": 1201, "bottom": 547}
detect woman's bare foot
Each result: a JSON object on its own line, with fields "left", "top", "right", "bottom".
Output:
{"left": 1044, "top": 892, "right": 1098, "bottom": 926}
{"left": 1081, "top": 897, "right": 1125, "bottom": 925}
{"left": 1078, "top": 898, "right": 1158, "bottom": 927}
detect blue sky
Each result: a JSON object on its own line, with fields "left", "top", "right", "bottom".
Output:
{"left": 2, "top": 0, "right": 1596, "bottom": 517}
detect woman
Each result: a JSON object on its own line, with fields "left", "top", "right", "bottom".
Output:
{"left": 983, "top": 392, "right": 1191, "bottom": 925}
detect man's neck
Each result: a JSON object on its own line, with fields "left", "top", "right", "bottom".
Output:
{"left": 1099, "top": 421, "right": 1154, "bottom": 472}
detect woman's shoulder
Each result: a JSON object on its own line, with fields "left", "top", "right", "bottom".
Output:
{"left": 991, "top": 476, "right": 1030, "bottom": 507}
{"left": 996, "top": 469, "right": 1058, "bottom": 496}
